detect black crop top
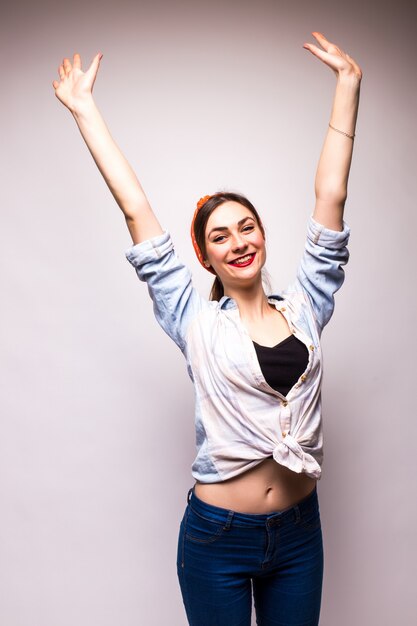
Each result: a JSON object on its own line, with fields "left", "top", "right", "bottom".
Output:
{"left": 253, "top": 334, "right": 309, "bottom": 396}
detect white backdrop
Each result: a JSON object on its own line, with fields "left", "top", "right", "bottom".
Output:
{"left": 1, "top": 0, "right": 416, "bottom": 624}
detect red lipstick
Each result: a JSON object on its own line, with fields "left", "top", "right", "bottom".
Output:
{"left": 228, "top": 253, "right": 256, "bottom": 267}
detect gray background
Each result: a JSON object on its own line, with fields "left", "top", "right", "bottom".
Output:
{"left": 1, "top": 0, "right": 416, "bottom": 624}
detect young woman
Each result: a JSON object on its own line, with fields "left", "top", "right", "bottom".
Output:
{"left": 53, "top": 32, "right": 362, "bottom": 626}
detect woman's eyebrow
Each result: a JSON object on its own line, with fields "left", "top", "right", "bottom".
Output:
{"left": 208, "top": 216, "right": 255, "bottom": 237}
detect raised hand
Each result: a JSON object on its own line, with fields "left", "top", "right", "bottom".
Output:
{"left": 303, "top": 32, "right": 362, "bottom": 81}
{"left": 52, "top": 52, "right": 103, "bottom": 113}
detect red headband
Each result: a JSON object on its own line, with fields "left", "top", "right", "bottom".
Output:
{"left": 190, "top": 195, "right": 216, "bottom": 274}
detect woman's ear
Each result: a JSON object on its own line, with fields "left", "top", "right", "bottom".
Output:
{"left": 203, "top": 260, "right": 211, "bottom": 268}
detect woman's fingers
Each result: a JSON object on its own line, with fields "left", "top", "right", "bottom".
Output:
{"left": 303, "top": 32, "right": 361, "bottom": 78}
{"left": 55, "top": 52, "right": 101, "bottom": 84}
{"left": 311, "top": 31, "right": 341, "bottom": 53}
{"left": 63, "top": 57, "right": 72, "bottom": 74}
{"left": 85, "top": 52, "right": 103, "bottom": 84}
{"left": 52, "top": 50, "right": 103, "bottom": 107}
{"left": 53, "top": 51, "right": 103, "bottom": 99}
{"left": 303, "top": 42, "right": 330, "bottom": 61}
{"left": 303, "top": 42, "right": 342, "bottom": 73}
{"left": 310, "top": 31, "right": 328, "bottom": 48}
{"left": 304, "top": 32, "right": 345, "bottom": 60}
{"left": 73, "top": 53, "right": 81, "bottom": 70}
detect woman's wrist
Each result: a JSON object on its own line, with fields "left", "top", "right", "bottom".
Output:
{"left": 336, "top": 71, "right": 362, "bottom": 87}
{"left": 329, "top": 74, "right": 361, "bottom": 135}
{"left": 71, "top": 94, "right": 97, "bottom": 120}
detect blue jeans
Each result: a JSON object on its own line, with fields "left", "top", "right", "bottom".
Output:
{"left": 177, "top": 485, "right": 323, "bottom": 626}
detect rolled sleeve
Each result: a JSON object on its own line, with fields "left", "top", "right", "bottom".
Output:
{"left": 307, "top": 216, "right": 351, "bottom": 250}
{"left": 125, "top": 230, "right": 173, "bottom": 268}
{"left": 125, "top": 231, "right": 207, "bottom": 352}
{"left": 286, "top": 216, "right": 351, "bottom": 332}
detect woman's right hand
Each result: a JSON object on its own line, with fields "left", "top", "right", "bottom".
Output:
{"left": 52, "top": 52, "right": 102, "bottom": 113}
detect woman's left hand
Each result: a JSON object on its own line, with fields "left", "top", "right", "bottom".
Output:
{"left": 303, "top": 32, "right": 362, "bottom": 81}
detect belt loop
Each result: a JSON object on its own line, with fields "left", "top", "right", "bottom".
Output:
{"left": 223, "top": 510, "right": 234, "bottom": 531}
{"left": 187, "top": 487, "right": 193, "bottom": 504}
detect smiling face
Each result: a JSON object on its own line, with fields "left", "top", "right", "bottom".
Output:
{"left": 204, "top": 201, "right": 266, "bottom": 294}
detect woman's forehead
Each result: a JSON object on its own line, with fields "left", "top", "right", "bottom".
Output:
{"left": 206, "top": 202, "right": 255, "bottom": 231}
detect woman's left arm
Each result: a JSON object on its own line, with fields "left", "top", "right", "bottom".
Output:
{"left": 303, "top": 32, "right": 363, "bottom": 231}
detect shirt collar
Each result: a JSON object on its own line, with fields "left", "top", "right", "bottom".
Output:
{"left": 218, "top": 295, "right": 236, "bottom": 310}
{"left": 218, "top": 294, "right": 284, "bottom": 310}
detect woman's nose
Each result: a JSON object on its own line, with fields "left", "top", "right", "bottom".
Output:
{"left": 231, "top": 233, "right": 247, "bottom": 251}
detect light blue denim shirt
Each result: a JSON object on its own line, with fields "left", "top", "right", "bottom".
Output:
{"left": 125, "top": 216, "right": 350, "bottom": 482}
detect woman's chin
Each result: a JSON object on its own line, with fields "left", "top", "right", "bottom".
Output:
{"left": 222, "top": 270, "right": 263, "bottom": 293}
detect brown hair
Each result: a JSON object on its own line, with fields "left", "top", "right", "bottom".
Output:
{"left": 193, "top": 191, "right": 267, "bottom": 301}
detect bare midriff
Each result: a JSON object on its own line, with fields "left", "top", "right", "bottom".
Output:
{"left": 194, "top": 457, "right": 317, "bottom": 514}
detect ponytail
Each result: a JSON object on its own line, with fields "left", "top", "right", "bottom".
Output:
{"left": 209, "top": 276, "right": 224, "bottom": 301}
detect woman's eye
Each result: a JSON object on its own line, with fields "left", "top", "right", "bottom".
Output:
{"left": 213, "top": 235, "right": 226, "bottom": 243}
{"left": 243, "top": 225, "right": 254, "bottom": 232}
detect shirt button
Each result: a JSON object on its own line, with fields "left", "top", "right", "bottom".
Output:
{"left": 309, "top": 345, "right": 315, "bottom": 351}
{"left": 300, "top": 374, "right": 307, "bottom": 382}
{"left": 282, "top": 431, "right": 287, "bottom": 438}
{"left": 281, "top": 400, "right": 288, "bottom": 407}
{"left": 280, "top": 307, "right": 286, "bottom": 312}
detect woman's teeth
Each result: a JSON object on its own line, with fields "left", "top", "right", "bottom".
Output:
{"left": 230, "top": 254, "right": 254, "bottom": 265}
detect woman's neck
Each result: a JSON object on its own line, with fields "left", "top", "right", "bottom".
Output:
{"left": 224, "top": 281, "right": 271, "bottom": 322}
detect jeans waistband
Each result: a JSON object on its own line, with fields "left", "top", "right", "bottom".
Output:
{"left": 186, "top": 484, "right": 319, "bottom": 528}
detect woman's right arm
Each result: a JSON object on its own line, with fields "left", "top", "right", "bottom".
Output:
{"left": 52, "top": 52, "right": 163, "bottom": 244}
